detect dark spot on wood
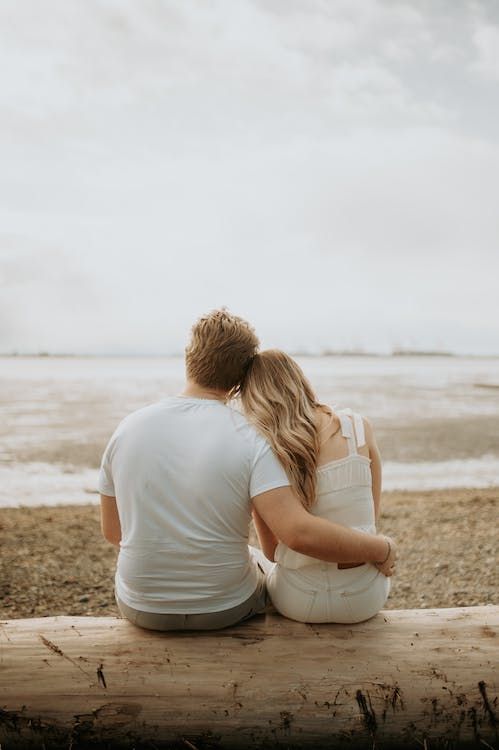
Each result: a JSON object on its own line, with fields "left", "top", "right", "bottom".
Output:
{"left": 0, "top": 623, "right": 12, "bottom": 642}
{"left": 391, "top": 685, "right": 405, "bottom": 711}
{"left": 356, "top": 690, "right": 377, "bottom": 736}
{"left": 93, "top": 702, "right": 142, "bottom": 724}
{"left": 97, "top": 663, "right": 107, "bottom": 689}
{"left": 0, "top": 707, "right": 22, "bottom": 732}
{"left": 468, "top": 706, "right": 479, "bottom": 742}
{"left": 482, "top": 625, "right": 496, "bottom": 638}
{"left": 479, "top": 680, "right": 498, "bottom": 727}
{"left": 39, "top": 635, "right": 64, "bottom": 657}
{"left": 431, "top": 667, "right": 448, "bottom": 681}
{"left": 280, "top": 710, "right": 293, "bottom": 732}
{"left": 39, "top": 633, "right": 93, "bottom": 680}
{"left": 230, "top": 634, "right": 264, "bottom": 645}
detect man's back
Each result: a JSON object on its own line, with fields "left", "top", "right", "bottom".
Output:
{"left": 98, "top": 396, "right": 289, "bottom": 614}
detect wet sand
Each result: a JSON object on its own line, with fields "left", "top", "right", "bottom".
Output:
{"left": 1, "top": 488, "right": 497, "bottom": 620}
{"left": 6, "top": 415, "right": 499, "bottom": 468}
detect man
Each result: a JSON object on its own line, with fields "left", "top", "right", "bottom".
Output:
{"left": 99, "top": 309, "right": 396, "bottom": 631}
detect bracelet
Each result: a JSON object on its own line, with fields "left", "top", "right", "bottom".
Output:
{"left": 378, "top": 538, "right": 391, "bottom": 565}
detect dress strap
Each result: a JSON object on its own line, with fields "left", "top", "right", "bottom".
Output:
{"left": 337, "top": 408, "right": 366, "bottom": 454}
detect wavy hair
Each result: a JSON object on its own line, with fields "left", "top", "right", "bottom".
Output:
{"left": 240, "top": 350, "right": 330, "bottom": 508}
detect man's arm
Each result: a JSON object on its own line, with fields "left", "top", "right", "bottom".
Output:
{"left": 252, "top": 508, "right": 279, "bottom": 561}
{"left": 100, "top": 494, "right": 121, "bottom": 546}
{"left": 252, "top": 486, "right": 397, "bottom": 575}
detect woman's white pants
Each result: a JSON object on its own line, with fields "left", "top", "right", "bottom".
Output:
{"left": 263, "top": 558, "right": 390, "bottom": 624}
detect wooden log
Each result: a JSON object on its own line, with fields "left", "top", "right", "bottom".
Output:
{"left": 0, "top": 607, "right": 497, "bottom": 748}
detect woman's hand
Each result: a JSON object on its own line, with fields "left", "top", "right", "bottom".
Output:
{"left": 375, "top": 535, "right": 398, "bottom": 577}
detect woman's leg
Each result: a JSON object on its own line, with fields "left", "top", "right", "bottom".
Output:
{"left": 266, "top": 565, "right": 320, "bottom": 623}
{"left": 339, "top": 569, "right": 390, "bottom": 623}
{"left": 267, "top": 564, "right": 390, "bottom": 624}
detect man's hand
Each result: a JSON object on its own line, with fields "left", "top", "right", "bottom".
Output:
{"left": 375, "top": 535, "right": 398, "bottom": 577}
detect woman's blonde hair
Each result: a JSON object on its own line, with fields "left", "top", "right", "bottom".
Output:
{"left": 240, "top": 350, "right": 330, "bottom": 508}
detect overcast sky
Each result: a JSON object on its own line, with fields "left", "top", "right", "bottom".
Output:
{"left": 1, "top": 0, "right": 499, "bottom": 355}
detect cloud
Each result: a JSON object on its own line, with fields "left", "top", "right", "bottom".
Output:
{"left": 0, "top": 1, "right": 498, "bottom": 354}
{"left": 0, "top": 233, "right": 104, "bottom": 351}
{"left": 471, "top": 23, "right": 499, "bottom": 80}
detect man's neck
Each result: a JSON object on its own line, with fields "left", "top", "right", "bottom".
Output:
{"left": 180, "top": 380, "right": 228, "bottom": 402}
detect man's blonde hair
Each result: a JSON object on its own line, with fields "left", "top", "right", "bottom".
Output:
{"left": 185, "top": 309, "right": 259, "bottom": 396}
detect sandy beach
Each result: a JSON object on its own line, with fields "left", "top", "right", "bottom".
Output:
{"left": 1, "top": 487, "right": 497, "bottom": 620}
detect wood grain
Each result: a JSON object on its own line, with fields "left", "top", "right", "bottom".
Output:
{"left": 0, "top": 607, "right": 497, "bottom": 748}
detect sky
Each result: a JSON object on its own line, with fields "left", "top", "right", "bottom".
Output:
{"left": 1, "top": 0, "right": 499, "bottom": 355}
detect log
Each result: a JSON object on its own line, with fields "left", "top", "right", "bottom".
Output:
{"left": 0, "top": 607, "right": 497, "bottom": 749}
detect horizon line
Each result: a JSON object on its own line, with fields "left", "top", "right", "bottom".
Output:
{"left": 2, "top": 350, "right": 499, "bottom": 359}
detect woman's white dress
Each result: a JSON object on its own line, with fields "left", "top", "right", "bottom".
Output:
{"left": 266, "top": 409, "right": 390, "bottom": 623}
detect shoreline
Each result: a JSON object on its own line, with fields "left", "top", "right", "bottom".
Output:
{"left": 1, "top": 487, "right": 497, "bottom": 620}
{"left": 2, "top": 457, "right": 499, "bottom": 510}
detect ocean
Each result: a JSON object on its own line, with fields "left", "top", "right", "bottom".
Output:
{"left": 1, "top": 355, "right": 498, "bottom": 507}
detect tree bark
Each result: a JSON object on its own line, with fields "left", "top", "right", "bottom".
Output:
{"left": 0, "top": 607, "right": 497, "bottom": 748}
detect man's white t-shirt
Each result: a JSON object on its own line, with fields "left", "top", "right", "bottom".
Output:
{"left": 98, "top": 396, "right": 290, "bottom": 614}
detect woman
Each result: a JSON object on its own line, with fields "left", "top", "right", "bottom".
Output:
{"left": 239, "top": 350, "right": 390, "bottom": 624}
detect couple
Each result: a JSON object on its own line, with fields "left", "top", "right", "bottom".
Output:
{"left": 99, "top": 309, "right": 397, "bottom": 631}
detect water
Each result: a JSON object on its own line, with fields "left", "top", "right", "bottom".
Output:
{"left": 1, "top": 355, "right": 498, "bottom": 507}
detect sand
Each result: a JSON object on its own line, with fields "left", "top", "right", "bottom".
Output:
{"left": 1, "top": 488, "right": 497, "bottom": 620}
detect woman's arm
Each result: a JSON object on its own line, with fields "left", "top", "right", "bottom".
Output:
{"left": 252, "top": 508, "right": 279, "bottom": 561}
{"left": 100, "top": 494, "right": 121, "bottom": 546}
{"left": 364, "top": 417, "right": 382, "bottom": 523}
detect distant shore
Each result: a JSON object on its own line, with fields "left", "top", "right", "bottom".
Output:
{"left": 2, "top": 351, "right": 499, "bottom": 359}
{"left": 1, "top": 487, "right": 497, "bottom": 620}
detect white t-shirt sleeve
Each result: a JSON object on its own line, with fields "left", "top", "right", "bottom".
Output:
{"left": 249, "top": 440, "right": 290, "bottom": 498}
{"left": 98, "top": 438, "right": 116, "bottom": 497}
